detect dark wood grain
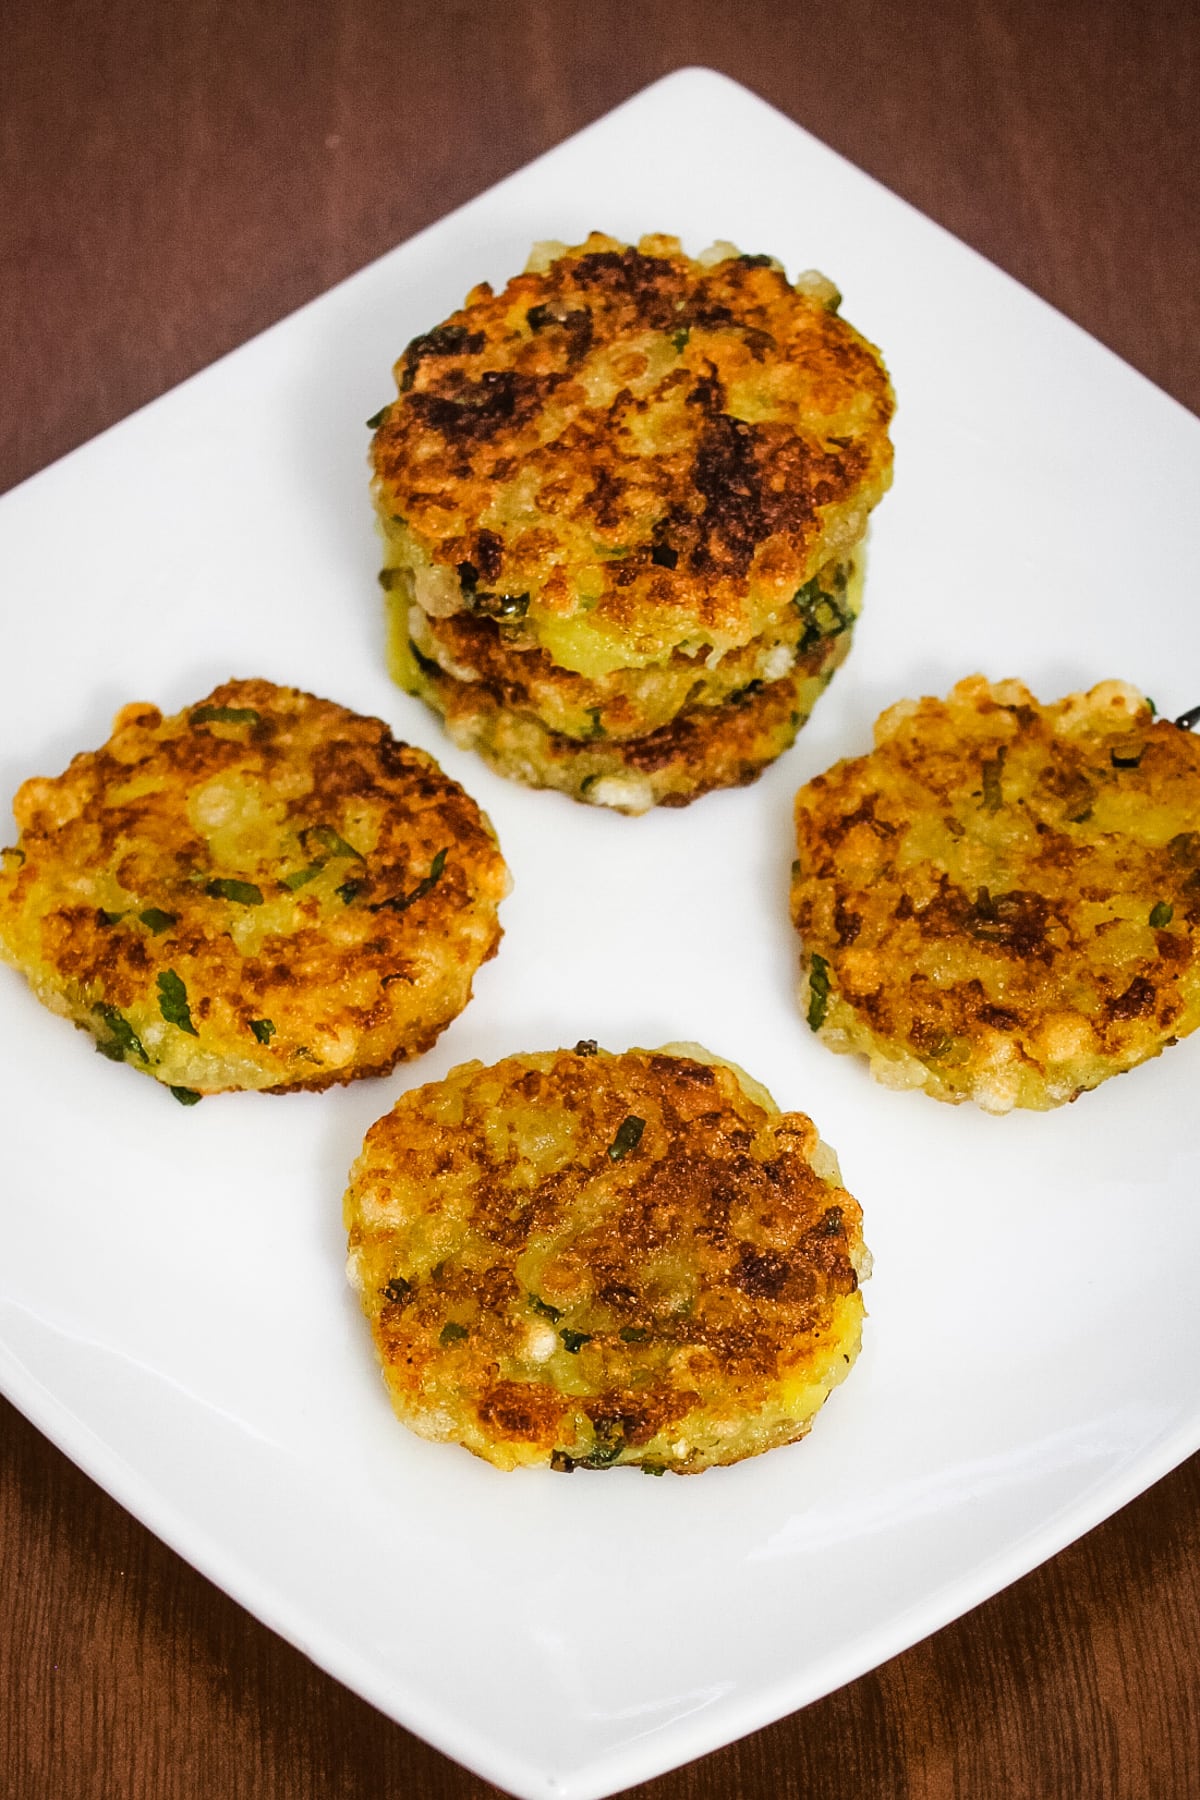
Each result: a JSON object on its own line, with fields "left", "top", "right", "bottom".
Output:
{"left": 2, "top": 2, "right": 1199, "bottom": 1797}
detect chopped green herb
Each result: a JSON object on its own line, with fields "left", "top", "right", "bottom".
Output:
{"left": 157, "top": 970, "right": 198, "bottom": 1036}
{"left": 302, "top": 824, "right": 361, "bottom": 860}
{"left": 792, "top": 577, "right": 852, "bottom": 651}
{"left": 170, "top": 1086, "right": 202, "bottom": 1106}
{"left": 382, "top": 1276, "right": 412, "bottom": 1303}
{"left": 559, "top": 1328, "right": 592, "bottom": 1354}
{"left": 408, "top": 639, "right": 444, "bottom": 681}
{"left": 464, "top": 589, "right": 530, "bottom": 622}
{"left": 370, "top": 847, "right": 448, "bottom": 914}
{"left": 439, "top": 1321, "right": 469, "bottom": 1345}
{"left": 282, "top": 864, "right": 323, "bottom": 890}
{"left": 671, "top": 326, "right": 690, "bottom": 352}
{"left": 619, "top": 1326, "right": 649, "bottom": 1343}
{"left": 138, "top": 908, "right": 177, "bottom": 934}
{"left": 365, "top": 406, "right": 389, "bottom": 430}
{"left": 980, "top": 749, "right": 1006, "bottom": 812}
{"left": 607, "top": 1115, "right": 645, "bottom": 1162}
{"left": 528, "top": 1294, "right": 562, "bottom": 1322}
{"left": 95, "top": 1004, "right": 149, "bottom": 1064}
{"left": 585, "top": 706, "right": 606, "bottom": 740}
{"left": 189, "top": 705, "right": 260, "bottom": 726}
{"left": 205, "top": 878, "right": 264, "bottom": 906}
{"left": 1150, "top": 901, "right": 1174, "bottom": 928}
{"left": 98, "top": 909, "right": 126, "bottom": 926}
{"left": 1147, "top": 697, "right": 1158, "bottom": 717}
{"left": 583, "top": 1419, "right": 626, "bottom": 1466}
{"left": 806, "top": 952, "right": 831, "bottom": 1031}
{"left": 641, "top": 1462, "right": 667, "bottom": 1477}
{"left": 730, "top": 678, "right": 764, "bottom": 708}
{"left": 249, "top": 1017, "right": 276, "bottom": 1044}
{"left": 336, "top": 879, "right": 363, "bottom": 904}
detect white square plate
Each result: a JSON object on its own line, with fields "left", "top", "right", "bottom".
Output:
{"left": 3, "top": 67, "right": 1199, "bottom": 1800}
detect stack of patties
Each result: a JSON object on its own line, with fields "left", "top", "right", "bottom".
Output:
{"left": 370, "top": 233, "right": 894, "bottom": 814}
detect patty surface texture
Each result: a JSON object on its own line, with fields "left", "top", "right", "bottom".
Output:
{"left": 393, "top": 610, "right": 855, "bottom": 814}
{"left": 399, "top": 551, "right": 861, "bottom": 744}
{"left": 371, "top": 233, "right": 893, "bottom": 678}
{"left": 0, "top": 680, "right": 509, "bottom": 1097}
{"left": 344, "top": 1043, "right": 869, "bottom": 1473}
{"left": 791, "top": 676, "right": 1200, "bottom": 1111}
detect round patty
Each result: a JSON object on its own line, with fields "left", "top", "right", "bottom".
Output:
{"left": 344, "top": 1043, "right": 869, "bottom": 1474}
{"left": 791, "top": 676, "right": 1200, "bottom": 1111}
{"left": 0, "top": 680, "right": 509, "bottom": 1098}
{"left": 392, "top": 619, "right": 855, "bottom": 814}
{"left": 370, "top": 233, "right": 893, "bottom": 677}
{"left": 399, "top": 552, "right": 861, "bottom": 743}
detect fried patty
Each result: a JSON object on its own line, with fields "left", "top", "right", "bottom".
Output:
{"left": 791, "top": 676, "right": 1200, "bottom": 1111}
{"left": 393, "top": 619, "right": 854, "bottom": 814}
{"left": 0, "top": 680, "right": 509, "bottom": 1097}
{"left": 371, "top": 233, "right": 893, "bottom": 678}
{"left": 344, "top": 1043, "right": 869, "bottom": 1473}
{"left": 397, "top": 552, "right": 861, "bottom": 743}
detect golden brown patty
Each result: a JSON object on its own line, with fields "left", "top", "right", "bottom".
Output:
{"left": 791, "top": 676, "right": 1200, "bottom": 1111}
{"left": 0, "top": 680, "right": 509, "bottom": 1098}
{"left": 344, "top": 1043, "right": 869, "bottom": 1473}
{"left": 371, "top": 232, "right": 893, "bottom": 678}
{"left": 398, "top": 552, "right": 861, "bottom": 743}
{"left": 393, "top": 618, "right": 855, "bottom": 814}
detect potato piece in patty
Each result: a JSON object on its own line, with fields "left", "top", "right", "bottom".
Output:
{"left": 397, "top": 552, "right": 862, "bottom": 744}
{"left": 0, "top": 680, "right": 509, "bottom": 1097}
{"left": 344, "top": 1043, "right": 869, "bottom": 1473}
{"left": 394, "top": 609, "right": 856, "bottom": 814}
{"left": 791, "top": 676, "right": 1200, "bottom": 1111}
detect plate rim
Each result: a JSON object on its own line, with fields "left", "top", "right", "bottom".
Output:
{"left": 3, "top": 61, "right": 1200, "bottom": 1800}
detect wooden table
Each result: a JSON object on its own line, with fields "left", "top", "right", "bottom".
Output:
{"left": 3, "top": 3, "right": 1198, "bottom": 1794}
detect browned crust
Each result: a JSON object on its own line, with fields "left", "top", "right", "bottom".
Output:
{"left": 0, "top": 680, "right": 509, "bottom": 1094}
{"left": 371, "top": 234, "right": 893, "bottom": 657}
{"left": 344, "top": 1046, "right": 867, "bottom": 1472}
{"left": 791, "top": 676, "right": 1200, "bottom": 1109}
